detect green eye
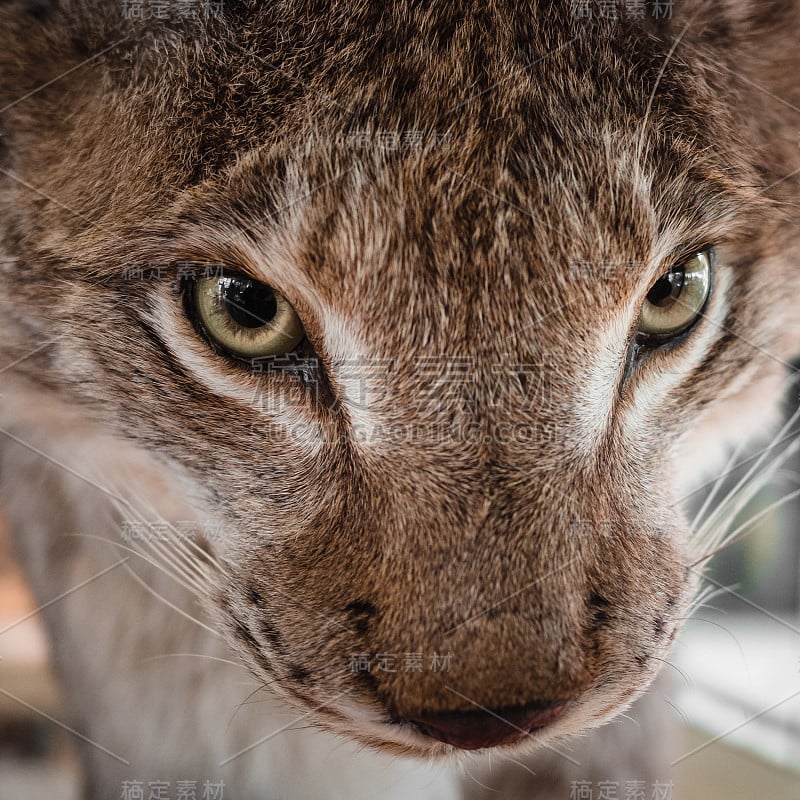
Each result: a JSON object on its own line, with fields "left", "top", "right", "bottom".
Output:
{"left": 638, "top": 249, "right": 713, "bottom": 341}
{"left": 193, "top": 275, "right": 305, "bottom": 359}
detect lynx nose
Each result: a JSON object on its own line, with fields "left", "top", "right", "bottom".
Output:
{"left": 407, "top": 699, "right": 570, "bottom": 750}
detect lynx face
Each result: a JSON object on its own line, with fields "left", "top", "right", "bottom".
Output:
{"left": 1, "top": 0, "right": 799, "bottom": 758}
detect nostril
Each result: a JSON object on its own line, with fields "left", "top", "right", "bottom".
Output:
{"left": 406, "top": 699, "right": 570, "bottom": 750}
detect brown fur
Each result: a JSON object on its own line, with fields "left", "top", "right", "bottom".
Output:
{"left": 0, "top": 0, "right": 799, "bottom": 796}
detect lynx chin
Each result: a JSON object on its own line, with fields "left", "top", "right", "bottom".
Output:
{"left": 1, "top": 1, "right": 799, "bottom": 798}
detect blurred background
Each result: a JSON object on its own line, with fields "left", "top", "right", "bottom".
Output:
{"left": 1, "top": 390, "right": 799, "bottom": 799}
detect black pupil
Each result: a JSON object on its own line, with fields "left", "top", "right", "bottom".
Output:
{"left": 646, "top": 269, "right": 684, "bottom": 307}
{"left": 221, "top": 278, "right": 277, "bottom": 328}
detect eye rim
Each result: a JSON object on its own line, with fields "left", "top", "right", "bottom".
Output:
{"left": 636, "top": 247, "right": 715, "bottom": 347}
{"left": 184, "top": 272, "right": 307, "bottom": 362}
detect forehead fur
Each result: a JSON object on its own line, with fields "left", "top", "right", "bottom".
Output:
{"left": 1, "top": 0, "right": 779, "bottom": 251}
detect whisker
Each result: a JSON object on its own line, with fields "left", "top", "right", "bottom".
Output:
{"left": 139, "top": 652, "right": 250, "bottom": 671}
{"left": 69, "top": 532, "right": 209, "bottom": 599}
{"left": 104, "top": 488, "right": 225, "bottom": 588}
{"left": 105, "top": 476, "right": 231, "bottom": 577}
{"left": 661, "top": 697, "right": 689, "bottom": 727}
{"left": 691, "top": 404, "right": 800, "bottom": 558}
{"left": 679, "top": 617, "right": 751, "bottom": 684}
{"left": 684, "top": 584, "right": 723, "bottom": 615}
{"left": 690, "top": 434, "right": 750, "bottom": 531}
{"left": 501, "top": 753, "right": 538, "bottom": 780}
{"left": 461, "top": 764, "right": 498, "bottom": 794}
{"left": 228, "top": 683, "right": 273, "bottom": 732}
{"left": 122, "top": 562, "right": 224, "bottom": 639}
{"left": 650, "top": 656, "right": 692, "bottom": 687}
{"left": 126, "top": 522, "right": 215, "bottom": 595}
{"left": 692, "top": 485, "right": 800, "bottom": 566}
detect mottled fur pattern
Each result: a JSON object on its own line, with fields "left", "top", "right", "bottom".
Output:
{"left": 0, "top": 0, "right": 799, "bottom": 797}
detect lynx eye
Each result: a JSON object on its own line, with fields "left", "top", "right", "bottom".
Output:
{"left": 637, "top": 249, "right": 713, "bottom": 342}
{"left": 192, "top": 275, "right": 305, "bottom": 358}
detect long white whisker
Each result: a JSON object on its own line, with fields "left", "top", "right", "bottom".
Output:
{"left": 107, "top": 480, "right": 230, "bottom": 577}
{"left": 690, "top": 434, "right": 750, "bottom": 531}
{"left": 691, "top": 432, "right": 800, "bottom": 561}
{"left": 501, "top": 753, "right": 538, "bottom": 780}
{"left": 684, "top": 586, "right": 730, "bottom": 618}
{"left": 101, "top": 485, "right": 228, "bottom": 597}
{"left": 135, "top": 527, "right": 215, "bottom": 595}
{"left": 680, "top": 617, "right": 751, "bottom": 685}
{"left": 662, "top": 697, "right": 689, "bottom": 726}
{"left": 69, "top": 532, "right": 208, "bottom": 599}
{"left": 694, "top": 402, "right": 800, "bottom": 551}
{"left": 681, "top": 423, "right": 800, "bottom": 504}
{"left": 651, "top": 656, "right": 692, "bottom": 688}
{"left": 123, "top": 563, "right": 224, "bottom": 639}
{"left": 693, "top": 485, "right": 800, "bottom": 566}
{"left": 139, "top": 652, "right": 250, "bottom": 670}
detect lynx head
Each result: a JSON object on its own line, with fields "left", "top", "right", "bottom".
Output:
{"left": 1, "top": 0, "right": 799, "bottom": 756}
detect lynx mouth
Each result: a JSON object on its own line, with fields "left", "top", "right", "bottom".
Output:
{"left": 276, "top": 686, "right": 591, "bottom": 759}
{"left": 399, "top": 699, "right": 573, "bottom": 750}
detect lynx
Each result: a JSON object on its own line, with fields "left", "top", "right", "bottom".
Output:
{"left": 1, "top": 0, "right": 799, "bottom": 797}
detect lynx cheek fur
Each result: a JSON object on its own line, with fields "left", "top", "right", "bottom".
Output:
{"left": 1, "top": 0, "right": 799, "bottom": 797}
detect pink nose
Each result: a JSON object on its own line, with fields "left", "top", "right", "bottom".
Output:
{"left": 408, "top": 700, "right": 570, "bottom": 750}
